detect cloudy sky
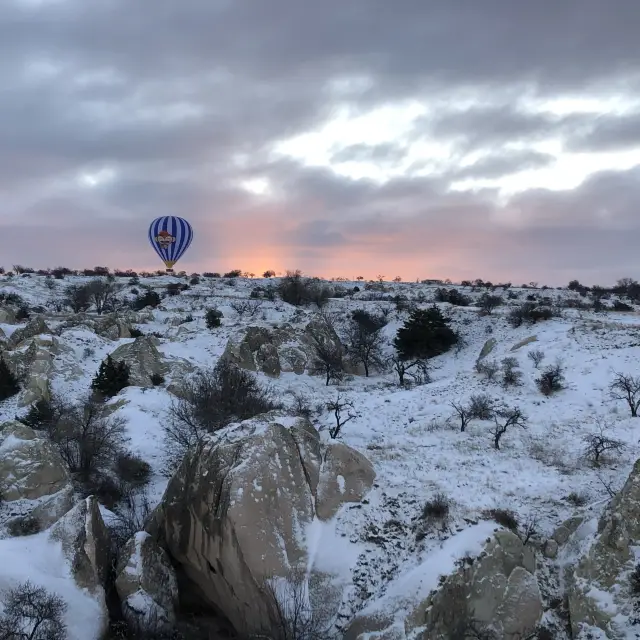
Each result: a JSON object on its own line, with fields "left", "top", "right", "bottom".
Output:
{"left": 2, "top": 0, "right": 640, "bottom": 285}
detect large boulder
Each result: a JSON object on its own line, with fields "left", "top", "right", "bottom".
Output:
{"left": 148, "top": 418, "right": 373, "bottom": 636}
{"left": 345, "top": 529, "right": 542, "bottom": 640}
{"left": 0, "top": 421, "right": 71, "bottom": 501}
{"left": 316, "top": 442, "right": 376, "bottom": 521}
{"left": 567, "top": 458, "right": 640, "bottom": 638}
{"left": 221, "top": 317, "right": 360, "bottom": 378}
{"left": 116, "top": 532, "right": 179, "bottom": 631}
{"left": 108, "top": 336, "right": 168, "bottom": 387}
{"left": 7, "top": 316, "right": 52, "bottom": 349}
{"left": 95, "top": 314, "right": 132, "bottom": 340}
{"left": 0, "top": 306, "right": 17, "bottom": 324}
{"left": 48, "top": 496, "right": 111, "bottom": 635}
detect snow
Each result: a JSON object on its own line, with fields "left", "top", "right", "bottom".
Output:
{"left": 2, "top": 272, "right": 640, "bottom": 637}
{"left": 0, "top": 532, "right": 106, "bottom": 640}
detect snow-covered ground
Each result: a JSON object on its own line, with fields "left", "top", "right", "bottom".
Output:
{"left": 1, "top": 271, "right": 639, "bottom": 636}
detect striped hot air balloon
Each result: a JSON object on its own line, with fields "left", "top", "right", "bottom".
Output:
{"left": 148, "top": 216, "right": 194, "bottom": 272}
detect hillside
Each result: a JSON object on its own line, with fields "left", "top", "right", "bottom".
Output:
{"left": 0, "top": 271, "right": 639, "bottom": 639}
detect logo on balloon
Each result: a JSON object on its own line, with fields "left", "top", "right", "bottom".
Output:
{"left": 155, "top": 230, "right": 176, "bottom": 248}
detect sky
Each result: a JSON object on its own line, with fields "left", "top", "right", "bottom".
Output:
{"left": 2, "top": 0, "right": 640, "bottom": 285}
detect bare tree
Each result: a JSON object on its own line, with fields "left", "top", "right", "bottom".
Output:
{"left": 85, "top": 278, "right": 121, "bottom": 315}
{"left": 327, "top": 394, "right": 356, "bottom": 439}
{"left": 536, "top": 362, "right": 565, "bottom": 396}
{"left": 583, "top": 422, "right": 626, "bottom": 466}
{"left": 64, "top": 283, "right": 92, "bottom": 313}
{"left": 0, "top": 581, "right": 67, "bottom": 640}
{"left": 309, "top": 335, "right": 344, "bottom": 386}
{"left": 165, "top": 360, "right": 278, "bottom": 464}
{"left": 49, "top": 395, "right": 127, "bottom": 482}
{"left": 450, "top": 401, "right": 474, "bottom": 432}
{"left": 492, "top": 407, "right": 527, "bottom": 450}
{"left": 391, "top": 356, "right": 430, "bottom": 387}
{"left": 527, "top": 349, "right": 545, "bottom": 369}
{"left": 475, "top": 359, "right": 499, "bottom": 382}
{"left": 609, "top": 372, "right": 640, "bottom": 417}
{"left": 344, "top": 309, "right": 387, "bottom": 377}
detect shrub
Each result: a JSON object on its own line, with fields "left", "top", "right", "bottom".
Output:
{"left": 18, "top": 397, "right": 63, "bottom": 431}
{"left": 0, "top": 581, "right": 67, "bottom": 639}
{"left": 475, "top": 358, "right": 499, "bottom": 382}
{"left": 630, "top": 564, "right": 640, "bottom": 595}
{"left": 422, "top": 492, "right": 451, "bottom": 520}
{"left": 486, "top": 508, "right": 519, "bottom": 531}
{"left": 230, "top": 299, "right": 263, "bottom": 317}
{"left": 501, "top": 357, "right": 522, "bottom": 387}
{"left": 132, "top": 290, "right": 161, "bottom": 310}
{"left": 114, "top": 452, "right": 152, "bottom": 487}
{"left": 205, "top": 307, "right": 223, "bottom": 329}
{"left": 166, "top": 283, "right": 182, "bottom": 296}
{"left": 309, "top": 332, "right": 345, "bottom": 386}
{"left": 84, "top": 278, "right": 121, "bottom": 314}
{"left": 468, "top": 393, "right": 495, "bottom": 419}
{"left": 478, "top": 292, "right": 503, "bottom": 314}
{"left": 91, "top": 356, "right": 130, "bottom": 398}
{"left": 150, "top": 372, "right": 165, "bottom": 386}
{"left": 536, "top": 363, "right": 565, "bottom": 396}
{"left": 0, "top": 357, "right": 20, "bottom": 402}
{"left": 507, "top": 302, "right": 556, "bottom": 327}
{"left": 223, "top": 270, "right": 242, "bottom": 278}
{"left": 6, "top": 515, "right": 41, "bottom": 537}
{"left": 394, "top": 306, "right": 458, "bottom": 361}
{"left": 165, "top": 360, "right": 279, "bottom": 459}
{"left": 48, "top": 396, "right": 127, "bottom": 482}
{"left": 277, "top": 270, "right": 333, "bottom": 307}
{"left": 434, "top": 288, "right": 470, "bottom": 306}
{"left": 527, "top": 349, "right": 545, "bottom": 368}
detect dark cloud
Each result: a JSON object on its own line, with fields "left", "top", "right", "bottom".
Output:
{"left": 2, "top": 0, "right": 640, "bottom": 283}
{"left": 449, "top": 150, "right": 556, "bottom": 180}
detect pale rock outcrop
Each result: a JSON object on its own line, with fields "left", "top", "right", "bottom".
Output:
{"left": 116, "top": 532, "right": 179, "bottom": 631}
{"left": 478, "top": 337, "right": 497, "bottom": 359}
{"left": 95, "top": 313, "right": 132, "bottom": 340}
{"left": 222, "top": 317, "right": 359, "bottom": 378}
{"left": 510, "top": 335, "right": 538, "bottom": 351}
{"left": 316, "top": 442, "right": 376, "bottom": 521}
{"left": 149, "top": 418, "right": 374, "bottom": 636}
{"left": 0, "top": 306, "right": 18, "bottom": 324}
{"left": 345, "top": 530, "right": 542, "bottom": 640}
{"left": 108, "top": 335, "right": 168, "bottom": 387}
{"left": 0, "top": 421, "right": 71, "bottom": 501}
{"left": 48, "top": 497, "right": 111, "bottom": 633}
{"left": 567, "top": 458, "right": 640, "bottom": 638}
{"left": 7, "top": 316, "right": 52, "bottom": 349}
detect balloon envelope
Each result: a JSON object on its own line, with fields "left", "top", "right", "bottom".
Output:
{"left": 148, "top": 216, "right": 193, "bottom": 270}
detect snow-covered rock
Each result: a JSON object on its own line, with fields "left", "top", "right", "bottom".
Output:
{"left": 108, "top": 335, "right": 168, "bottom": 387}
{"left": 0, "top": 421, "right": 71, "bottom": 501}
{"left": 115, "top": 531, "right": 179, "bottom": 631}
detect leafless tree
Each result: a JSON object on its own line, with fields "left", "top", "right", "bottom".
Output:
{"left": 450, "top": 401, "right": 474, "bottom": 432}
{"left": 391, "top": 356, "right": 430, "bottom": 387}
{"left": 85, "top": 278, "right": 121, "bottom": 314}
{"left": 475, "top": 359, "right": 499, "bottom": 382}
{"left": 0, "top": 581, "right": 67, "bottom": 640}
{"left": 309, "top": 335, "right": 344, "bottom": 386}
{"left": 527, "top": 349, "right": 545, "bottom": 369}
{"left": 492, "top": 407, "right": 527, "bottom": 450}
{"left": 343, "top": 310, "right": 387, "bottom": 377}
{"left": 327, "top": 393, "right": 356, "bottom": 439}
{"left": 583, "top": 422, "right": 626, "bottom": 465}
{"left": 49, "top": 395, "right": 127, "bottom": 482}
{"left": 64, "top": 283, "right": 92, "bottom": 313}
{"left": 609, "top": 372, "right": 640, "bottom": 417}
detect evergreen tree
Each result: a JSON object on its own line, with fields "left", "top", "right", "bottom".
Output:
{"left": 91, "top": 356, "right": 130, "bottom": 398}
{"left": 394, "top": 306, "right": 458, "bottom": 361}
{"left": 0, "top": 357, "right": 20, "bottom": 402}
{"left": 19, "top": 398, "right": 56, "bottom": 429}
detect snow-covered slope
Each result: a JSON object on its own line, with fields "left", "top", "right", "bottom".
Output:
{"left": 1, "top": 271, "right": 639, "bottom": 637}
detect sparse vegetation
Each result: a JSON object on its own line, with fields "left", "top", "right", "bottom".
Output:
{"left": 205, "top": 307, "right": 223, "bottom": 329}
{"left": 536, "top": 362, "right": 565, "bottom": 396}
{"left": 501, "top": 357, "right": 522, "bottom": 387}
{"left": 91, "top": 355, "right": 131, "bottom": 398}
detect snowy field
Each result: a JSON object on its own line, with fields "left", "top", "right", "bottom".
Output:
{"left": 0, "top": 271, "right": 639, "bottom": 637}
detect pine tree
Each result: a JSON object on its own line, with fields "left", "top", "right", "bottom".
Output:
{"left": 394, "top": 305, "right": 458, "bottom": 361}
{"left": 91, "top": 356, "right": 130, "bottom": 398}
{"left": 0, "top": 356, "right": 20, "bottom": 401}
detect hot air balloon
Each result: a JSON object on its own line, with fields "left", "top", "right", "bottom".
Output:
{"left": 148, "top": 216, "right": 193, "bottom": 273}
